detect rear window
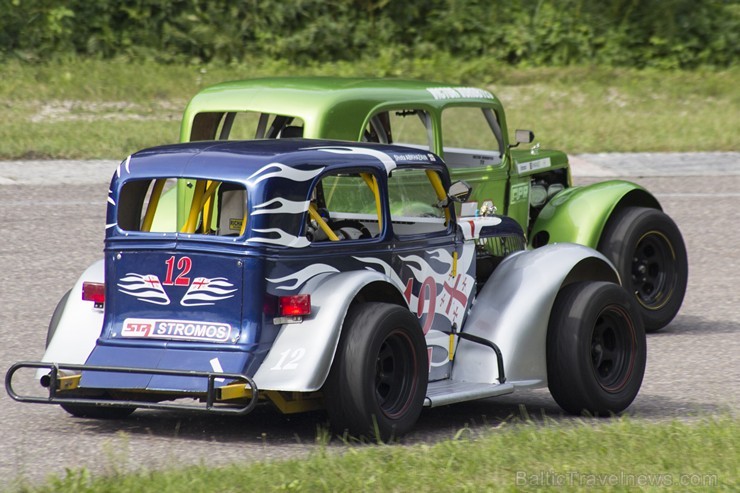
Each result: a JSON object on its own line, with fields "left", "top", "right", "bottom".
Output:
{"left": 117, "top": 178, "right": 247, "bottom": 236}
{"left": 190, "top": 111, "right": 305, "bottom": 141}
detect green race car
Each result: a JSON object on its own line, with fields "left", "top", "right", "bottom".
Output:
{"left": 177, "top": 77, "right": 687, "bottom": 332}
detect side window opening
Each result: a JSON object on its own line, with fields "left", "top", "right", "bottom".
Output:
{"left": 363, "top": 109, "right": 432, "bottom": 150}
{"left": 190, "top": 112, "right": 304, "bottom": 141}
{"left": 306, "top": 171, "right": 381, "bottom": 243}
{"left": 388, "top": 168, "right": 449, "bottom": 236}
{"left": 117, "top": 178, "right": 247, "bottom": 237}
{"left": 441, "top": 107, "right": 504, "bottom": 168}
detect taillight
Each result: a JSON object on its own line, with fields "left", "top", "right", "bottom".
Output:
{"left": 273, "top": 294, "right": 311, "bottom": 324}
{"left": 82, "top": 282, "right": 105, "bottom": 307}
{"left": 279, "top": 295, "right": 311, "bottom": 316}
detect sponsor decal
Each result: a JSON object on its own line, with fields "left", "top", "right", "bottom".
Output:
{"left": 122, "top": 318, "right": 233, "bottom": 343}
{"left": 516, "top": 157, "right": 552, "bottom": 174}
{"left": 392, "top": 153, "right": 433, "bottom": 163}
{"left": 510, "top": 182, "right": 530, "bottom": 204}
{"left": 426, "top": 87, "right": 494, "bottom": 100}
{"left": 229, "top": 218, "right": 243, "bottom": 231}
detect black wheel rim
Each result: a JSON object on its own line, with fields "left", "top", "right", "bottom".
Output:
{"left": 631, "top": 231, "right": 676, "bottom": 310}
{"left": 374, "top": 330, "right": 417, "bottom": 419}
{"left": 591, "top": 306, "right": 636, "bottom": 392}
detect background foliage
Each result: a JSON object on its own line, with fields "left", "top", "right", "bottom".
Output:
{"left": 1, "top": 0, "right": 738, "bottom": 69}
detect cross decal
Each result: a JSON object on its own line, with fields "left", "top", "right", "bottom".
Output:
{"left": 192, "top": 278, "right": 209, "bottom": 289}
{"left": 144, "top": 275, "right": 161, "bottom": 288}
{"left": 443, "top": 275, "right": 469, "bottom": 315}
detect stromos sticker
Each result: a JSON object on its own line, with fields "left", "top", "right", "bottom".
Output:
{"left": 122, "top": 318, "right": 233, "bottom": 343}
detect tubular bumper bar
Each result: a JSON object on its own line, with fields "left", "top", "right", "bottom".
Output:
{"left": 5, "top": 361, "right": 259, "bottom": 416}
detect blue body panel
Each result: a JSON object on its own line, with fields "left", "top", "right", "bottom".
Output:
{"left": 83, "top": 139, "right": 522, "bottom": 394}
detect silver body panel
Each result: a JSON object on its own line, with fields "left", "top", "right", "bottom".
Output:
{"left": 452, "top": 243, "right": 619, "bottom": 388}
{"left": 424, "top": 380, "right": 515, "bottom": 407}
{"left": 41, "top": 260, "right": 105, "bottom": 366}
{"left": 253, "top": 270, "right": 402, "bottom": 392}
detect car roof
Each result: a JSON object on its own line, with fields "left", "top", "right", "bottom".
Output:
{"left": 180, "top": 77, "right": 504, "bottom": 141}
{"left": 120, "top": 138, "right": 446, "bottom": 185}
{"left": 188, "top": 77, "right": 498, "bottom": 105}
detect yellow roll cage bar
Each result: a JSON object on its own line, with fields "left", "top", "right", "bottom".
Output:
{"left": 139, "top": 168, "right": 450, "bottom": 242}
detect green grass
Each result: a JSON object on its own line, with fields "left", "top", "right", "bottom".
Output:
{"left": 0, "top": 58, "right": 737, "bottom": 159}
{"left": 8, "top": 416, "right": 738, "bottom": 493}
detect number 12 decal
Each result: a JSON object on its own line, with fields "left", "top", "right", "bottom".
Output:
{"left": 270, "top": 348, "right": 306, "bottom": 371}
{"left": 163, "top": 256, "right": 192, "bottom": 286}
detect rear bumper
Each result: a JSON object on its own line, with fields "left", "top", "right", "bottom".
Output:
{"left": 5, "top": 361, "right": 259, "bottom": 415}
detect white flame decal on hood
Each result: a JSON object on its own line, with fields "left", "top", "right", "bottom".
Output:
{"left": 267, "top": 264, "right": 340, "bottom": 290}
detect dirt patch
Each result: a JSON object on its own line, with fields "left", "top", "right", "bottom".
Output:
{"left": 26, "top": 100, "right": 183, "bottom": 123}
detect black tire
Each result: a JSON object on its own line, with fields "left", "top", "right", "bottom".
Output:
{"left": 46, "top": 289, "right": 71, "bottom": 348}
{"left": 598, "top": 206, "right": 688, "bottom": 332}
{"left": 324, "top": 303, "right": 428, "bottom": 440}
{"left": 547, "top": 282, "right": 646, "bottom": 415}
{"left": 61, "top": 403, "right": 136, "bottom": 419}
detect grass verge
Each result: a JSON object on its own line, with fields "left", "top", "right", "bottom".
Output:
{"left": 8, "top": 415, "right": 738, "bottom": 492}
{"left": 0, "top": 58, "right": 737, "bottom": 159}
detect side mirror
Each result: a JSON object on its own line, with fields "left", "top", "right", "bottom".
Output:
{"left": 510, "top": 129, "right": 535, "bottom": 148}
{"left": 448, "top": 180, "right": 472, "bottom": 203}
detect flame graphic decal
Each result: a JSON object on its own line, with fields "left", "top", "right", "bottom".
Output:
{"left": 249, "top": 228, "right": 311, "bottom": 248}
{"left": 246, "top": 163, "right": 324, "bottom": 186}
{"left": 251, "top": 197, "right": 310, "bottom": 216}
{"left": 306, "top": 146, "right": 398, "bottom": 174}
{"left": 267, "top": 264, "right": 340, "bottom": 290}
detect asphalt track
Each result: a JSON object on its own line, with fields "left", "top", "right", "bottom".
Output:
{"left": 1, "top": 153, "right": 739, "bottom": 486}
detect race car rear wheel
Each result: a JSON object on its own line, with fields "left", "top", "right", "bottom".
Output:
{"left": 61, "top": 403, "right": 136, "bottom": 419}
{"left": 324, "top": 303, "right": 427, "bottom": 440}
{"left": 598, "top": 206, "right": 688, "bottom": 332}
{"left": 547, "top": 281, "right": 646, "bottom": 415}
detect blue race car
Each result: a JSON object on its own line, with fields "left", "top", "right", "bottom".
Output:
{"left": 6, "top": 139, "right": 646, "bottom": 439}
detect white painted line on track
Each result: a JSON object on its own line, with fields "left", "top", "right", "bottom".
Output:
{"left": 654, "top": 193, "right": 740, "bottom": 198}
{"left": 1, "top": 153, "right": 739, "bottom": 184}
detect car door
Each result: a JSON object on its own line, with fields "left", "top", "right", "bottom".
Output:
{"left": 387, "top": 167, "right": 475, "bottom": 381}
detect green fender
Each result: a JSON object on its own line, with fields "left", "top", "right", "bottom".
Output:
{"left": 529, "top": 180, "right": 661, "bottom": 249}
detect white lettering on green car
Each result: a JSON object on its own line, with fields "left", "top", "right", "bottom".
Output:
{"left": 426, "top": 87, "right": 494, "bottom": 100}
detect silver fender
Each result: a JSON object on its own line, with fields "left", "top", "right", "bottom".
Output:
{"left": 253, "top": 270, "right": 402, "bottom": 392}
{"left": 41, "top": 259, "right": 105, "bottom": 367}
{"left": 452, "top": 243, "right": 619, "bottom": 388}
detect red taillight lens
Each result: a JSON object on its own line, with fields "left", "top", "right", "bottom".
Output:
{"left": 82, "top": 282, "right": 105, "bottom": 305}
{"left": 279, "top": 294, "right": 311, "bottom": 317}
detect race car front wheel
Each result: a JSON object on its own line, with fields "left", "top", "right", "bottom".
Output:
{"left": 598, "top": 206, "right": 688, "bottom": 332}
{"left": 324, "top": 303, "right": 427, "bottom": 441}
{"left": 547, "top": 281, "right": 646, "bottom": 415}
